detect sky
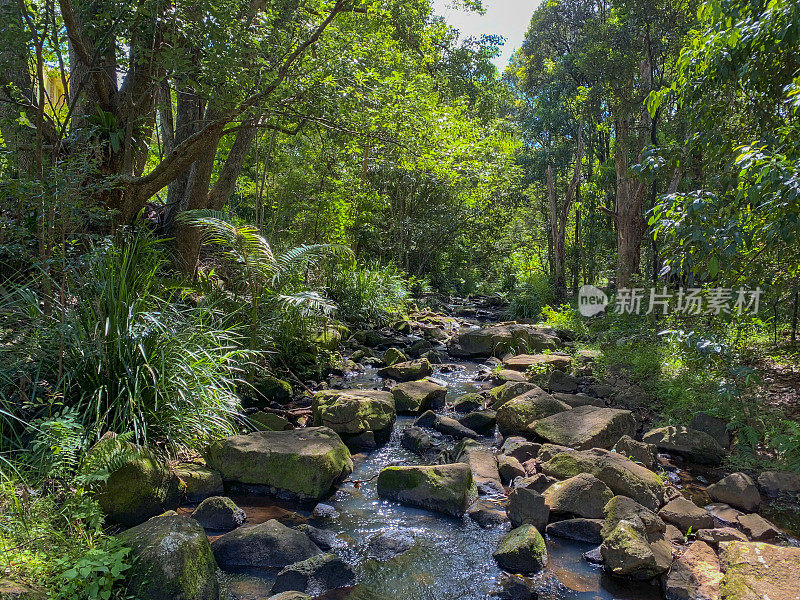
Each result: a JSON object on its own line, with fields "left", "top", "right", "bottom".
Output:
{"left": 431, "top": 0, "right": 542, "bottom": 71}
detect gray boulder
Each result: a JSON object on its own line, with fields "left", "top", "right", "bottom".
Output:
{"left": 448, "top": 324, "right": 561, "bottom": 359}
{"left": 391, "top": 380, "right": 447, "bottom": 414}
{"left": 493, "top": 525, "right": 548, "bottom": 574}
{"left": 211, "top": 519, "right": 321, "bottom": 569}
{"left": 543, "top": 473, "right": 614, "bottom": 519}
{"left": 191, "top": 496, "right": 246, "bottom": 530}
{"left": 642, "top": 426, "right": 724, "bottom": 465}
{"left": 706, "top": 472, "right": 761, "bottom": 511}
{"left": 532, "top": 406, "right": 637, "bottom": 450}
{"left": 657, "top": 497, "right": 714, "bottom": 533}
{"left": 546, "top": 518, "right": 604, "bottom": 544}
{"left": 377, "top": 359, "right": 433, "bottom": 381}
{"left": 506, "top": 487, "right": 549, "bottom": 531}
{"left": 376, "top": 464, "right": 477, "bottom": 517}
{"left": 271, "top": 553, "right": 355, "bottom": 596}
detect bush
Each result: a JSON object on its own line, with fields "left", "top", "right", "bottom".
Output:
{"left": 506, "top": 274, "right": 554, "bottom": 320}
{"left": 322, "top": 262, "right": 409, "bottom": 325}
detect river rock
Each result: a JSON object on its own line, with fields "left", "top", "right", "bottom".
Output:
{"left": 268, "top": 593, "right": 311, "bottom": 600}
{"left": 532, "top": 405, "right": 637, "bottom": 450}
{"left": 501, "top": 437, "right": 541, "bottom": 463}
{"left": 513, "top": 474, "right": 556, "bottom": 493}
{"left": 119, "top": 514, "right": 219, "bottom": 600}
{"left": 414, "top": 410, "right": 437, "bottom": 428}
{"left": 448, "top": 324, "right": 561, "bottom": 359}
{"left": 452, "top": 439, "right": 503, "bottom": 495}
{"left": 489, "top": 573, "right": 533, "bottom": 600}
{"left": 175, "top": 463, "right": 224, "bottom": 502}
{"left": 434, "top": 415, "right": 481, "bottom": 440}
{"left": 663, "top": 540, "right": 722, "bottom": 600}
{"left": 736, "top": 513, "right": 780, "bottom": 540}
{"left": 312, "top": 389, "right": 396, "bottom": 442}
{"left": 689, "top": 412, "right": 730, "bottom": 449}
{"left": 383, "top": 347, "right": 407, "bottom": 366}
{"left": 613, "top": 435, "right": 658, "bottom": 469}
{"left": 537, "top": 443, "right": 570, "bottom": 462}
{"left": 546, "top": 518, "right": 604, "bottom": 544}
{"left": 600, "top": 496, "right": 673, "bottom": 580}
{"left": 541, "top": 448, "right": 667, "bottom": 511}
{"left": 695, "top": 527, "right": 748, "bottom": 546}
{"left": 553, "top": 392, "right": 605, "bottom": 408}
{"left": 704, "top": 503, "right": 745, "bottom": 527}
{"left": 506, "top": 487, "right": 549, "bottom": 530}
{"left": 459, "top": 411, "right": 497, "bottom": 435}
{"left": 408, "top": 339, "right": 433, "bottom": 358}
{"left": 376, "top": 464, "right": 477, "bottom": 517}
{"left": 543, "top": 473, "right": 614, "bottom": 519}
{"left": 488, "top": 382, "right": 540, "bottom": 408}
{"left": 391, "top": 380, "right": 447, "bottom": 414}
{"left": 503, "top": 353, "right": 571, "bottom": 372}
{"left": 658, "top": 496, "right": 714, "bottom": 533}
{"left": 493, "top": 524, "right": 548, "bottom": 574}
{"left": 642, "top": 426, "right": 724, "bottom": 465}
{"left": 719, "top": 541, "right": 800, "bottom": 600}
{"left": 493, "top": 369, "right": 528, "bottom": 383}
{"left": 90, "top": 438, "right": 182, "bottom": 526}
{"left": 271, "top": 553, "right": 355, "bottom": 596}
{"left": 191, "top": 496, "right": 246, "bottom": 530}
{"left": 212, "top": 519, "right": 321, "bottom": 568}
{"left": 706, "top": 473, "right": 761, "bottom": 511}
{"left": 498, "top": 455, "right": 526, "bottom": 483}
{"left": 545, "top": 371, "right": 579, "bottom": 393}
{"left": 377, "top": 358, "right": 433, "bottom": 381}
{"left": 469, "top": 497, "right": 510, "bottom": 528}
{"left": 452, "top": 393, "right": 484, "bottom": 413}
{"left": 756, "top": 470, "right": 800, "bottom": 497}
{"left": 401, "top": 426, "right": 436, "bottom": 455}
{"left": 206, "top": 427, "right": 352, "bottom": 500}
{"left": 496, "top": 390, "right": 570, "bottom": 437}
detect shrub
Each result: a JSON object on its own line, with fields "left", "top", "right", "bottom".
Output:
{"left": 322, "top": 262, "right": 410, "bottom": 325}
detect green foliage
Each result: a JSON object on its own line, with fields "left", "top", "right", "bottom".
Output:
{"left": 540, "top": 304, "right": 589, "bottom": 337}
{"left": 506, "top": 275, "right": 555, "bottom": 320}
{"left": 322, "top": 262, "right": 410, "bottom": 325}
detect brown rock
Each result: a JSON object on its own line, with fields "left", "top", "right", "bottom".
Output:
{"left": 719, "top": 542, "right": 800, "bottom": 600}
{"left": 663, "top": 540, "right": 722, "bottom": 600}
{"left": 706, "top": 473, "right": 761, "bottom": 512}
{"left": 736, "top": 513, "right": 780, "bottom": 541}
{"left": 659, "top": 497, "right": 715, "bottom": 533}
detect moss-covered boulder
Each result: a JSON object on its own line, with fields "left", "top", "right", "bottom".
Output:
{"left": 448, "top": 324, "right": 561, "bottom": 358}
{"left": 540, "top": 448, "right": 666, "bottom": 511}
{"left": 259, "top": 376, "right": 293, "bottom": 404}
{"left": 206, "top": 427, "right": 352, "bottom": 500}
{"left": 600, "top": 495, "right": 673, "bottom": 580}
{"left": 312, "top": 389, "right": 395, "bottom": 438}
{"left": 503, "top": 353, "right": 572, "bottom": 372}
{"left": 458, "top": 411, "right": 496, "bottom": 436}
{"left": 391, "top": 380, "right": 446, "bottom": 414}
{"left": 211, "top": 519, "right": 321, "bottom": 569}
{"left": 90, "top": 439, "right": 182, "bottom": 526}
{"left": 496, "top": 389, "right": 570, "bottom": 437}
{"left": 487, "top": 382, "right": 539, "bottom": 409}
{"left": 377, "top": 359, "right": 433, "bottom": 382}
{"left": 315, "top": 328, "right": 342, "bottom": 350}
{"left": 175, "top": 463, "right": 224, "bottom": 503}
{"left": 493, "top": 524, "right": 548, "bottom": 574}
{"left": 191, "top": 496, "right": 246, "bottom": 530}
{"left": 612, "top": 435, "right": 657, "bottom": 469}
{"left": 719, "top": 541, "right": 800, "bottom": 600}
{"left": 642, "top": 425, "right": 724, "bottom": 465}
{"left": 376, "top": 464, "right": 477, "bottom": 517}
{"left": 383, "top": 347, "right": 407, "bottom": 366}
{"left": 271, "top": 553, "right": 355, "bottom": 596}
{"left": 119, "top": 514, "right": 219, "bottom": 600}
{"left": 0, "top": 580, "right": 46, "bottom": 600}
{"left": 532, "top": 405, "right": 637, "bottom": 450}
{"left": 452, "top": 393, "right": 484, "bottom": 414}
{"left": 543, "top": 473, "right": 614, "bottom": 518}
{"left": 250, "top": 412, "right": 292, "bottom": 431}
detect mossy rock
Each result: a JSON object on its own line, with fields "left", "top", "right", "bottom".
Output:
{"left": 495, "top": 390, "right": 570, "bottom": 437}
{"left": 383, "top": 347, "right": 407, "bottom": 366}
{"left": 175, "top": 463, "right": 224, "bottom": 503}
{"left": 312, "top": 389, "right": 395, "bottom": 435}
{"left": 377, "top": 359, "right": 433, "bottom": 382}
{"left": 452, "top": 393, "right": 484, "bottom": 414}
{"left": 642, "top": 425, "right": 724, "bottom": 465}
{"left": 543, "top": 473, "right": 614, "bottom": 519}
{"left": 251, "top": 412, "right": 292, "bottom": 431}
{"left": 448, "top": 324, "right": 561, "bottom": 358}
{"left": 600, "top": 518, "right": 672, "bottom": 580}
{"left": 719, "top": 542, "right": 800, "bottom": 600}
{"left": 493, "top": 524, "right": 548, "bottom": 574}
{"left": 268, "top": 593, "right": 312, "bottom": 600}
{"left": 391, "top": 380, "right": 446, "bottom": 414}
{"left": 487, "top": 382, "right": 539, "bottom": 409}
{"left": 89, "top": 439, "right": 182, "bottom": 526}
{"left": 0, "top": 580, "right": 47, "bottom": 600}
{"left": 531, "top": 405, "right": 637, "bottom": 450}
{"left": 259, "top": 376, "right": 293, "bottom": 403}
{"left": 206, "top": 427, "right": 352, "bottom": 500}
{"left": 118, "top": 514, "right": 219, "bottom": 600}
{"left": 315, "top": 328, "right": 342, "bottom": 350}
{"left": 376, "top": 464, "right": 477, "bottom": 517}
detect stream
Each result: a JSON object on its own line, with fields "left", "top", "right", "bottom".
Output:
{"left": 211, "top": 359, "right": 665, "bottom": 600}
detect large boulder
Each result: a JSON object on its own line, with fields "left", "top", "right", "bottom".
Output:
{"left": 545, "top": 518, "right": 604, "bottom": 544}
{"left": 506, "top": 487, "right": 549, "bottom": 531}
{"left": 391, "top": 380, "right": 447, "bottom": 414}
{"left": 503, "top": 353, "right": 571, "bottom": 372}
{"left": 600, "top": 496, "right": 673, "bottom": 580}
{"left": 383, "top": 347, "right": 407, "bottom": 366}
{"left": 757, "top": 470, "right": 800, "bottom": 498}
{"left": 532, "top": 406, "right": 637, "bottom": 450}
{"left": 706, "top": 473, "right": 761, "bottom": 512}
{"left": 448, "top": 324, "right": 561, "bottom": 359}
{"left": 493, "top": 524, "right": 548, "bottom": 574}
{"left": 613, "top": 435, "right": 658, "bottom": 470}
{"left": 458, "top": 411, "right": 497, "bottom": 436}
{"left": 541, "top": 448, "right": 667, "bottom": 511}
{"left": 312, "top": 389, "right": 395, "bottom": 442}
{"left": 544, "top": 371, "right": 579, "bottom": 393}
{"left": 496, "top": 389, "right": 570, "bottom": 437}
{"left": 118, "top": 515, "right": 219, "bottom": 600}
{"left": 643, "top": 426, "right": 724, "bottom": 465}
{"left": 206, "top": 427, "right": 352, "bottom": 500}
{"left": 191, "top": 496, "right": 246, "bottom": 530}
{"left": 271, "top": 553, "right": 355, "bottom": 596}
{"left": 658, "top": 496, "right": 715, "bottom": 533}
{"left": 689, "top": 412, "right": 730, "bottom": 449}
{"left": 736, "top": 513, "right": 780, "bottom": 541}
{"left": 488, "top": 382, "right": 539, "bottom": 409}
{"left": 452, "top": 439, "right": 503, "bottom": 495}
{"left": 434, "top": 416, "right": 481, "bottom": 440}
{"left": 211, "top": 519, "right": 321, "bottom": 568}
{"left": 377, "top": 358, "right": 433, "bottom": 381}
{"left": 719, "top": 542, "right": 800, "bottom": 600}
{"left": 175, "top": 463, "right": 224, "bottom": 502}
{"left": 500, "top": 437, "right": 541, "bottom": 464}
{"left": 663, "top": 540, "right": 723, "bottom": 600}
{"left": 376, "top": 464, "right": 477, "bottom": 517}
{"left": 89, "top": 438, "right": 182, "bottom": 526}
{"left": 543, "top": 473, "right": 614, "bottom": 519}
{"left": 400, "top": 426, "right": 436, "bottom": 455}
{"left": 452, "top": 393, "right": 484, "bottom": 413}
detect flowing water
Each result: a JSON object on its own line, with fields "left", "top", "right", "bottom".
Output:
{"left": 216, "top": 360, "right": 664, "bottom": 600}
